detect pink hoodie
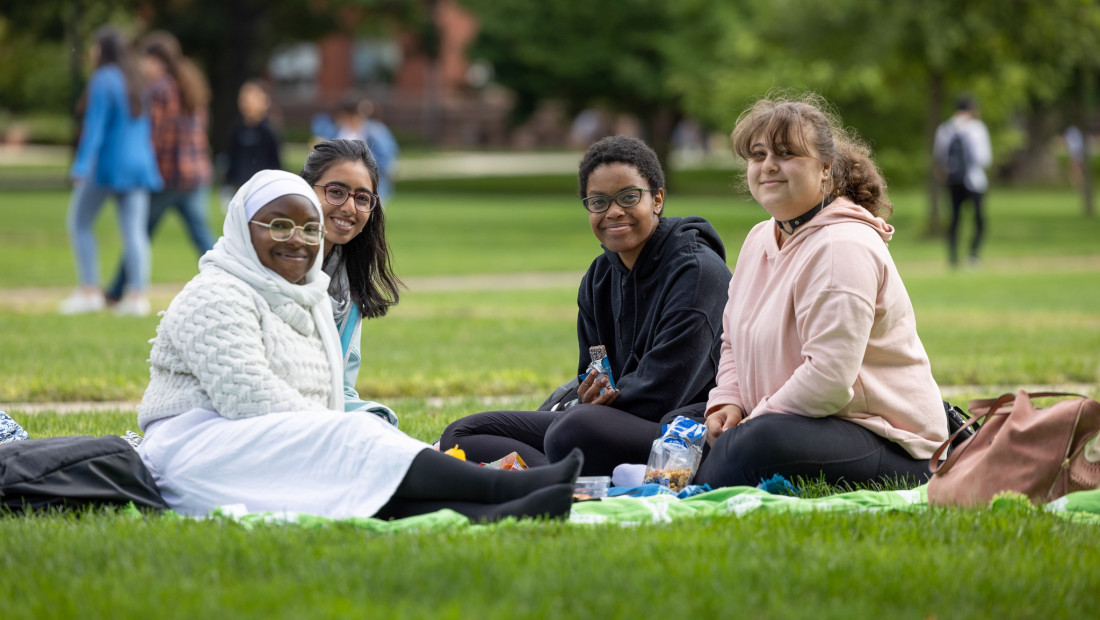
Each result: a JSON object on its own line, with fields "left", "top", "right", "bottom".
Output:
{"left": 707, "top": 197, "right": 947, "bottom": 459}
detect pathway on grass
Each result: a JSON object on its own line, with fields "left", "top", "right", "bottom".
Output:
{"left": 5, "top": 254, "right": 1100, "bottom": 312}
{"left": 0, "top": 271, "right": 582, "bottom": 312}
{"left": 7, "top": 384, "right": 1098, "bottom": 416}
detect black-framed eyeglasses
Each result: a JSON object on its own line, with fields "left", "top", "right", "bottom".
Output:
{"left": 314, "top": 183, "right": 379, "bottom": 213}
{"left": 582, "top": 188, "right": 652, "bottom": 213}
{"left": 250, "top": 218, "right": 324, "bottom": 245}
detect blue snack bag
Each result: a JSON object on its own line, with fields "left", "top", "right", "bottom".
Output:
{"left": 579, "top": 344, "right": 616, "bottom": 395}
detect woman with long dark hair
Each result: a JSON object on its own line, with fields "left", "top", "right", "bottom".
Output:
{"left": 300, "top": 139, "right": 403, "bottom": 423}
{"left": 62, "top": 25, "right": 161, "bottom": 316}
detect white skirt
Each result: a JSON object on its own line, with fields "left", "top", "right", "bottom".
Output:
{"left": 140, "top": 408, "right": 429, "bottom": 518}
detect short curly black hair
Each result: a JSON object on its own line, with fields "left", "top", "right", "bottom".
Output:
{"left": 577, "top": 135, "right": 665, "bottom": 198}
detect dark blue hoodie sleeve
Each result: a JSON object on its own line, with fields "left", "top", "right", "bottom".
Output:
{"left": 576, "top": 269, "right": 600, "bottom": 376}
{"left": 607, "top": 252, "right": 731, "bottom": 421}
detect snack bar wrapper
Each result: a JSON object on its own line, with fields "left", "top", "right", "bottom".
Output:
{"left": 643, "top": 416, "right": 706, "bottom": 492}
{"left": 481, "top": 451, "right": 528, "bottom": 471}
{"left": 579, "top": 345, "right": 616, "bottom": 395}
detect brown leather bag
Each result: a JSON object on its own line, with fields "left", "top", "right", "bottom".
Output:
{"left": 927, "top": 390, "right": 1100, "bottom": 507}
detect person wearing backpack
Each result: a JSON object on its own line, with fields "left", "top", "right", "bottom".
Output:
{"left": 934, "top": 96, "right": 992, "bottom": 269}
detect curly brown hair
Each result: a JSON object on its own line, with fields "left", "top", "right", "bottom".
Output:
{"left": 731, "top": 91, "right": 892, "bottom": 219}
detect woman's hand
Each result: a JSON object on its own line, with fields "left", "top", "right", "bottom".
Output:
{"left": 705, "top": 404, "right": 744, "bottom": 446}
{"left": 578, "top": 369, "right": 619, "bottom": 406}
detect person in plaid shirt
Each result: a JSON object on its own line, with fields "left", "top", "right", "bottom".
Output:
{"left": 107, "top": 31, "right": 214, "bottom": 308}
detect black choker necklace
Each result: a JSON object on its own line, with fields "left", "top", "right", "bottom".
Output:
{"left": 777, "top": 196, "right": 834, "bottom": 235}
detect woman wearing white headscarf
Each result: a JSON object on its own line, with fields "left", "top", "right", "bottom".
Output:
{"left": 138, "top": 169, "right": 581, "bottom": 521}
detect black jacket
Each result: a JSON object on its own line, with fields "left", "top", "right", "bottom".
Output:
{"left": 225, "top": 117, "right": 282, "bottom": 186}
{"left": 577, "top": 216, "right": 732, "bottom": 422}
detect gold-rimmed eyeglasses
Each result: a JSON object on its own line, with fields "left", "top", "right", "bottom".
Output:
{"left": 250, "top": 218, "right": 324, "bottom": 245}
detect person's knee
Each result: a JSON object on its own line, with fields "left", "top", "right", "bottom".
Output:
{"left": 698, "top": 414, "right": 804, "bottom": 485}
{"left": 543, "top": 406, "right": 606, "bottom": 461}
{"left": 714, "top": 418, "right": 782, "bottom": 466}
{"left": 438, "top": 414, "right": 483, "bottom": 449}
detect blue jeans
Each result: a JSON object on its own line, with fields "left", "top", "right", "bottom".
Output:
{"left": 106, "top": 186, "right": 213, "bottom": 301}
{"left": 66, "top": 181, "right": 150, "bottom": 293}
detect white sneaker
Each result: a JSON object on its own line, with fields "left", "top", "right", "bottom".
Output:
{"left": 59, "top": 291, "right": 105, "bottom": 315}
{"left": 114, "top": 295, "right": 151, "bottom": 317}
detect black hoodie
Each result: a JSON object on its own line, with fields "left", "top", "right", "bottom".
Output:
{"left": 576, "top": 215, "right": 732, "bottom": 422}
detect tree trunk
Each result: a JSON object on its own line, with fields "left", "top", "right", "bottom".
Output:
{"left": 1081, "top": 67, "right": 1095, "bottom": 217}
{"left": 209, "top": 0, "right": 268, "bottom": 156}
{"left": 924, "top": 70, "right": 945, "bottom": 236}
{"left": 642, "top": 105, "right": 680, "bottom": 191}
{"left": 1004, "top": 103, "right": 1060, "bottom": 184}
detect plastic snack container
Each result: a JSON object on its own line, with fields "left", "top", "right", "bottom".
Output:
{"left": 573, "top": 475, "right": 611, "bottom": 500}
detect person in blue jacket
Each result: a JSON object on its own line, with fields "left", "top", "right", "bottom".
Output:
{"left": 315, "top": 97, "right": 401, "bottom": 201}
{"left": 61, "top": 25, "right": 162, "bottom": 317}
{"left": 299, "top": 139, "right": 403, "bottom": 423}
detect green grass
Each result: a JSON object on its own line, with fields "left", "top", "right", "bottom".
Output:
{"left": 1, "top": 185, "right": 1097, "bottom": 403}
{"left": 2, "top": 505, "right": 1096, "bottom": 619}
{"left": 1, "top": 180, "right": 1099, "bottom": 618}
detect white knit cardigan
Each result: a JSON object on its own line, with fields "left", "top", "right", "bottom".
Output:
{"left": 138, "top": 265, "right": 334, "bottom": 431}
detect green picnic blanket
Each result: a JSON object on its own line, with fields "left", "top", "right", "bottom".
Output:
{"left": 209, "top": 485, "right": 1100, "bottom": 532}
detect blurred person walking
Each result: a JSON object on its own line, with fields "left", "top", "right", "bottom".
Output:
{"left": 62, "top": 25, "right": 161, "bottom": 316}
{"left": 1064, "top": 125, "right": 1086, "bottom": 189}
{"left": 221, "top": 80, "right": 283, "bottom": 195}
{"left": 933, "top": 96, "right": 992, "bottom": 269}
{"left": 106, "top": 31, "right": 214, "bottom": 306}
{"left": 329, "top": 97, "right": 399, "bottom": 201}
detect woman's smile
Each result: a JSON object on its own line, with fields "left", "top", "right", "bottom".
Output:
{"left": 328, "top": 213, "right": 357, "bottom": 234}
{"left": 602, "top": 220, "right": 634, "bottom": 234}
{"left": 274, "top": 247, "right": 310, "bottom": 262}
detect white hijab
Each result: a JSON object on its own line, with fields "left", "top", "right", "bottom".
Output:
{"left": 198, "top": 169, "right": 344, "bottom": 410}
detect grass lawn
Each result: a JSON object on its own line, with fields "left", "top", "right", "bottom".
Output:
{"left": 1, "top": 175, "right": 1098, "bottom": 618}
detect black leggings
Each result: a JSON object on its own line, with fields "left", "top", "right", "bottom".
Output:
{"left": 694, "top": 413, "right": 930, "bottom": 489}
{"left": 439, "top": 405, "right": 661, "bottom": 476}
{"left": 947, "top": 183, "right": 985, "bottom": 265}
{"left": 373, "top": 447, "right": 582, "bottom": 522}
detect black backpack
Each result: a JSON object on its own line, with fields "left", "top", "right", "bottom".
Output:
{"left": 945, "top": 131, "right": 970, "bottom": 186}
{"left": 0, "top": 435, "right": 168, "bottom": 514}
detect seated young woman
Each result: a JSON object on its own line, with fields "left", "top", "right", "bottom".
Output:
{"left": 694, "top": 93, "right": 948, "bottom": 489}
{"left": 300, "top": 139, "right": 402, "bottom": 425}
{"left": 137, "top": 169, "right": 582, "bottom": 521}
{"left": 439, "top": 136, "right": 732, "bottom": 475}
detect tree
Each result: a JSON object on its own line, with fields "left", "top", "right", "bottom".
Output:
{"left": 0, "top": 0, "right": 423, "bottom": 152}
{"left": 460, "top": 0, "right": 686, "bottom": 175}
{"left": 0, "top": 1, "right": 133, "bottom": 125}
{"left": 663, "top": 0, "right": 1100, "bottom": 228}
